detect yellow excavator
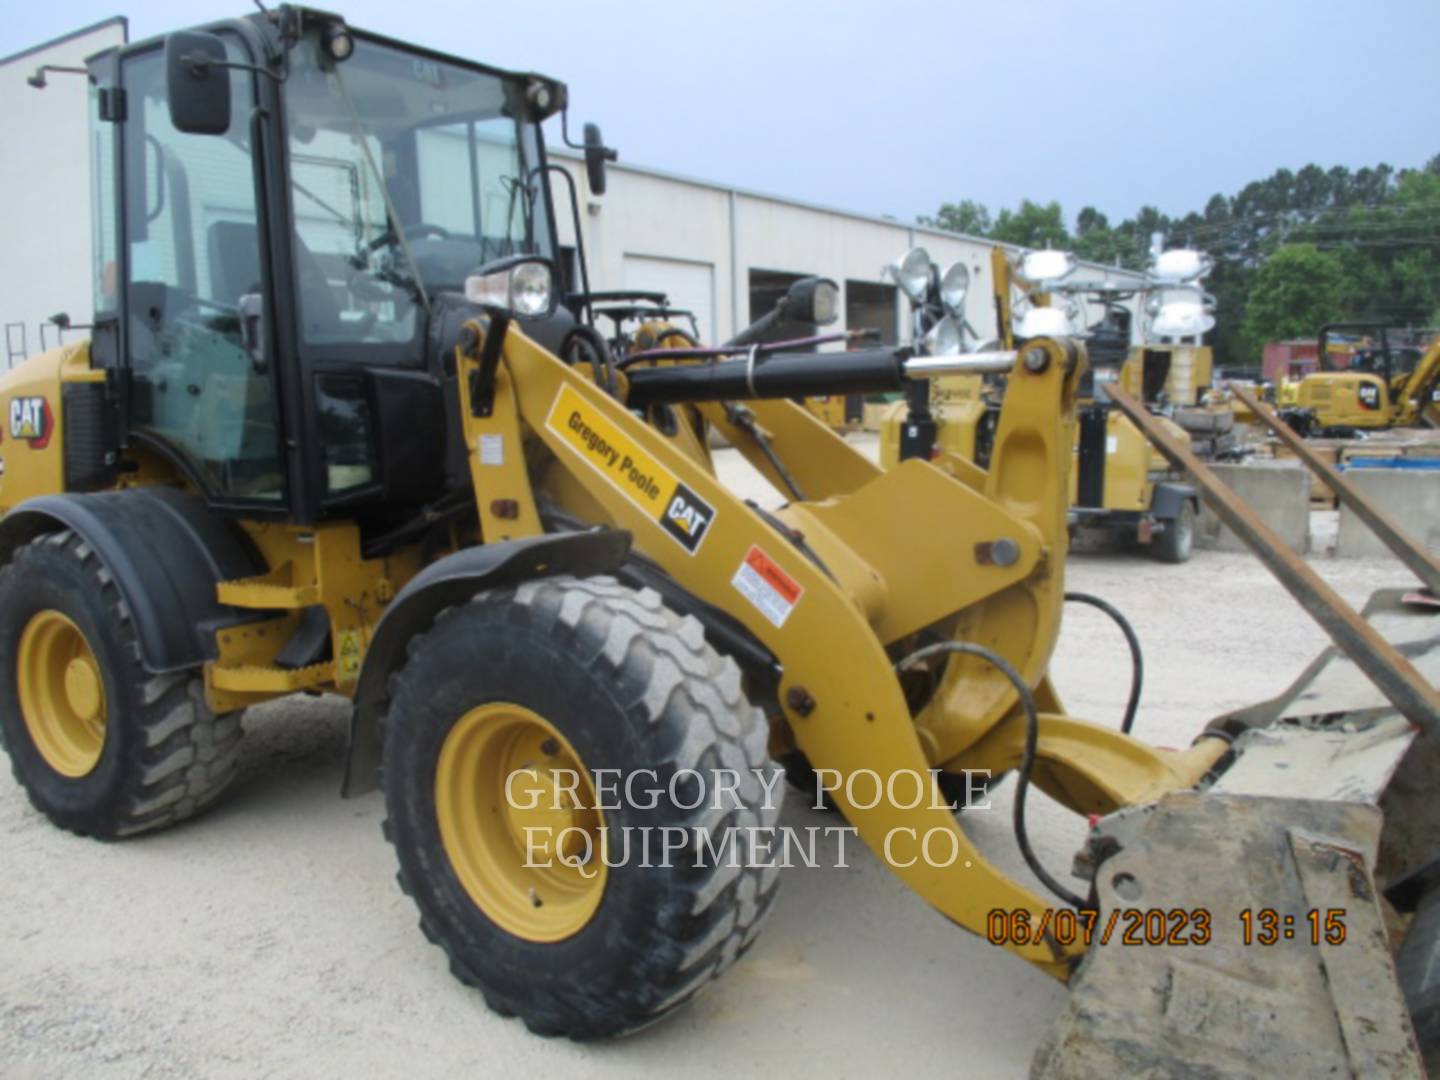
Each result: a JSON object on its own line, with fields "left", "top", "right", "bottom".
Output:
{"left": 1279, "top": 323, "right": 1440, "bottom": 437}
{"left": 0, "top": 8, "right": 1437, "bottom": 1075}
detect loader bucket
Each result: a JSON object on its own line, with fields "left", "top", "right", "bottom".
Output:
{"left": 1034, "top": 589, "right": 1440, "bottom": 1079}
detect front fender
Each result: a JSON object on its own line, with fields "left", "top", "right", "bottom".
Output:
{"left": 342, "top": 529, "right": 632, "bottom": 796}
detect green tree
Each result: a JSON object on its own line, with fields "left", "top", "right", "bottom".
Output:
{"left": 1076, "top": 206, "right": 1109, "bottom": 235}
{"left": 1073, "top": 206, "right": 1117, "bottom": 263}
{"left": 919, "top": 199, "right": 992, "bottom": 236}
{"left": 1242, "top": 244, "right": 1346, "bottom": 352}
{"left": 991, "top": 200, "right": 1069, "bottom": 249}
{"left": 918, "top": 150, "right": 1438, "bottom": 370}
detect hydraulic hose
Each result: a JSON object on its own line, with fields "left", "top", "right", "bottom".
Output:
{"left": 895, "top": 641, "right": 1089, "bottom": 910}
{"left": 1063, "top": 592, "right": 1143, "bottom": 735}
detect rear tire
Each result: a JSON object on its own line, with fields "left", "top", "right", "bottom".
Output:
{"left": 381, "top": 574, "right": 783, "bottom": 1038}
{"left": 0, "top": 531, "right": 244, "bottom": 838}
{"left": 1153, "top": 502, "right": 1195, "bottom": 564}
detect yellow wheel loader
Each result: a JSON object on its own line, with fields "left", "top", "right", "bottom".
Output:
{"left": 1280, "top": 323, "right": 1440, "bottom": 437}
{"left": 1, "top": 8, "right": 1438, "bottom": 1074}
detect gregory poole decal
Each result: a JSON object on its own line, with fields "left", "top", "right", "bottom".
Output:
{"left": 545, "top": 383, "right": 715, "bottom": 554}
{"left": 8, "top": 396, "right": 53, "bottom": 449}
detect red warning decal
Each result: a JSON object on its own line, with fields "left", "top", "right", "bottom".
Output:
{"left": 731, "top": 545, "right": 804, "bottom": 628}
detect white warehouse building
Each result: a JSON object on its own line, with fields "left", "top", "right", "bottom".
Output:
{"left": 0, "top": 17, "right": 1142, "bottom": 369}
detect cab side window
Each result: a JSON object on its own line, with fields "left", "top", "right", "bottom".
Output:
{"left": 123, "top": 43, "right": 283, "bottom": 503}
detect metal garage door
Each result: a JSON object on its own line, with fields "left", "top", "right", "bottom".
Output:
{"left": 621, "top": 255, "right": 716, "bottom": 344}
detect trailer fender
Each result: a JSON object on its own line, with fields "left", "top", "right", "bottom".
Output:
{"left": 0, "top": 488, "right": 262, "bottom": 674}
{"left": 1150, "top": 481, "right": 1197, "bottom": 521}
{"left": 343, "top": 529, "right": 632, "bottom": 796}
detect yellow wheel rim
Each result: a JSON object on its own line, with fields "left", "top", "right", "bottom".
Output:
{"left": 435, "top": 703, "right": 607, "bottom": 941}
{"left": 17, "top": 610, "right": 107, "bottom": 778}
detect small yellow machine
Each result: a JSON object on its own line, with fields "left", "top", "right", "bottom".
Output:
{"left": 0, "top": 10, "right": 1437, "bottom": 1075}
{"left": 1280, "top": 323, "right": 1440, "bottom": 437}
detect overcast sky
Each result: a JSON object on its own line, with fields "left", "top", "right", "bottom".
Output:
{"left": 6, "top": 0, "right": 1437, "bottom": 226}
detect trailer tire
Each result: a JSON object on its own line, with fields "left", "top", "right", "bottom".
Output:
{"left": 1153, "top": 501, "right": 1195, "bottom": 564}
{"left": 0, "top": 531, "right": 243, "bottom": 838}
{"left": 381, "top": 574, "right": 783, "bottom": 1038}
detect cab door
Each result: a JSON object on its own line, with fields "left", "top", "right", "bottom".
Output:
{"left": 117, "top": 37, "right": 286, "bottom": 509}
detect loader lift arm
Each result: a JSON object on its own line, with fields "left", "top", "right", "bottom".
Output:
{"left": 445, "top": 315, "right": 1233, "bottom": 977}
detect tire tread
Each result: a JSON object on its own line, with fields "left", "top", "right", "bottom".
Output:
{"left": 383, "top": 574, "right": 782, "bottom": 1039}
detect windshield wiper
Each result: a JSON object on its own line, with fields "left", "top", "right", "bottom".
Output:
{"left": 331, "top": 65, "right": 431, "bottom": 314}
{"left": 498, "top": 176, "right": 536, "bottom": 259}
{"left": 293, "top": 178, "right": 352, "bottom": 229}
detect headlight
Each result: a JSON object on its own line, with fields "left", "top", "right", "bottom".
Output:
{"left": 1019, "top": 250, "right": 1076, "bottom": 284}
{"left": 923, "top": 314, "right": 962, "bottom": 356}
{"left": 1015, "top": 306, "right": 1072, "bottom": 339}
{"left": 464, "top": 257, "right": 555, "bottom": 318}
{"left": 939, "top": 262, "right": 969, "bottom": 316}
{"left": 784, "top": 277, "right": 840, "bottom": 326}
{"left": 887, "top": 247, "right": 933, "bottom": 304}
{"left": 811, "top": 279, "right": 840, "bottom": 325}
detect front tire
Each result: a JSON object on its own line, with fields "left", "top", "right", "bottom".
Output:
{"left": 0, "top": 531, "right": 244, "bottom": 838}
{"left": 382, "top": 574, "right": 783, "bottom": 1038}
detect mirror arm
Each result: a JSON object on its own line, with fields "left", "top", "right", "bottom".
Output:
{"left": 180, "top": 54, "right": 285, "bottom": 83}
{"left": 558, "top": 109, "right": 615, "bottom": 161}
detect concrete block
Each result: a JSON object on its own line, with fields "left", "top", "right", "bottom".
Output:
{"left": 1336, "top": 469, "right": 1440, "bottom": 558}
{"left": 1196, "top": 461, "right": 1311, "bottom": 554}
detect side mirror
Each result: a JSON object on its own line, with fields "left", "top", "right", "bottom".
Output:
{"left": 165, "top": 31, "right": 231, "bottom": 135}
{"left": 582, "top": 123, "right": 616, "bottom": 196}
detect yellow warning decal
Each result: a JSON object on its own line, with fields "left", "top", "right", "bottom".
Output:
{"left": 545, "top": 383, "right": 715, "bottom": 554}
{"left": 336, "top": 630, "right": 364, "bottom": 683}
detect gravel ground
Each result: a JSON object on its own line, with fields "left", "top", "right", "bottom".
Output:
{"left": 0, "top": 436, "right": 1415, "bottom": 1079}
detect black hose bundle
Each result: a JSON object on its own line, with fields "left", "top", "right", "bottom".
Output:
{"left": 896, "top": 641, "right": 1088, "bottom": 910}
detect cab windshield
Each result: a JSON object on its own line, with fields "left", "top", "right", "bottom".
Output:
{"left": 283, "top": 33, "right": 552, "bottom": 353}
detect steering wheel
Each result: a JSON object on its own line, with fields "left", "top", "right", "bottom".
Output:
{"left": 402, "top": 223, "right": 454, "bottom": 242}
{"left": 363, "top": 222, "right": 455, "bottom": 258}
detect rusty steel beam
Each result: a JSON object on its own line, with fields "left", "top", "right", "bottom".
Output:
{"left": 1228, "top": 381, "right": 1440, "bottom": 596}
{"left": 1106, "top": 383, "right": 1439, "bottom": 733}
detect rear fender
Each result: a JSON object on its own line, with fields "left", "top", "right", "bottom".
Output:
{"left": 0, "top": 489, "right": 262, "bottom": 674}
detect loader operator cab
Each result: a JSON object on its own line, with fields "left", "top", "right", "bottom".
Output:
{"left": 84, "top": 7, "right": 604, "bottom": 528}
